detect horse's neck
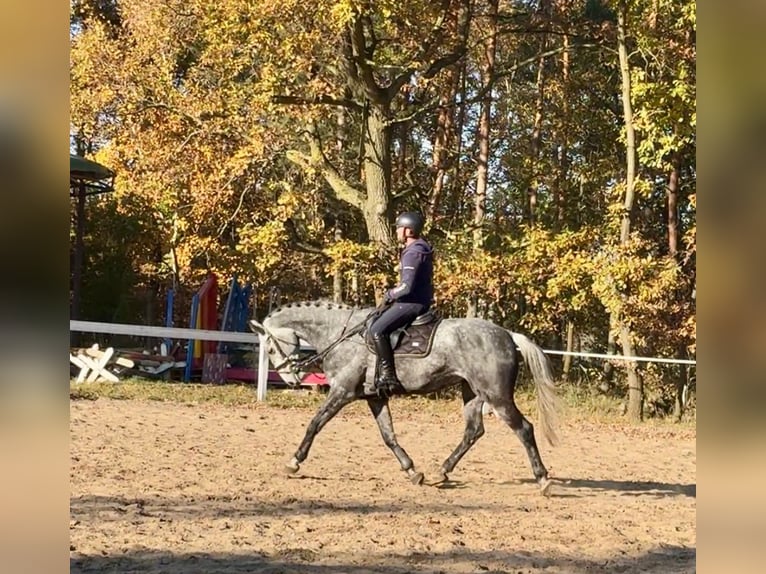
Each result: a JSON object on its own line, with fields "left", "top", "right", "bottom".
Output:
{"left": 279, "top": 308, "right": 368, "bottom": 349}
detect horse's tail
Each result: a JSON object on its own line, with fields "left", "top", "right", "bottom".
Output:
{"left": 509, "top": 331, "right": 560, "bottom": 447}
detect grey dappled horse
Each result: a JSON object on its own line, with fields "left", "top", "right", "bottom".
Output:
{"left": 249, "top": 301, "right": 559, "bottom": 494}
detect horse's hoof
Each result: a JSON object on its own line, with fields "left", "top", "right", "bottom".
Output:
{"left": 539, "top": 476, "right": 553, "bottom": 496}
{"left": 407, "top": 469, "right": 425, "bottom": 486}
{"left": 432, "top": 470, "right": 448, "bottom": 485}
{"left": 285, "top": 458, "right": 300, "bottom": 475}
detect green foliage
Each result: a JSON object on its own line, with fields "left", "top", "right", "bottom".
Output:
{"left": 589, "top": 234, "right": 687, "bottom": 349}
{"left": 630, "top": 0, "right": 696, "bottom": 172}
{"left": 433, "top": 226, "right": 601, "bottom": 336}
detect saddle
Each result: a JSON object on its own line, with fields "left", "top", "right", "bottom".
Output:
{"left": 364, "top": 309, "right": 442, "bottom": 358}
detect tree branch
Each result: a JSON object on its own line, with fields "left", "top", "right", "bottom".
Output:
{"left": 350, "top": 16, "right": 387, "bottom": 105}
{"left": 134, "top": 101, "right": 203, "bottom": 127}
{"left": 391, "top": 185, "right": 420, "bottom": 201}
{"left": 212, "top": 175, "right": 248, "bottom": 239}
{"left": 386, "top": 0, "right": 454, "bottom": 98}
{"left": 421, "top": 48, "right": 467, "bottom": 79}
{"left": 387, "top": 43, "right": 598, "bottom": 126}
{"left": 271, "top": 94, "right": 362, "bottom": 110}
{"left": 286, "top": 123, "right": 367, "bottom": 210}
{"left": 340, "top": 29, "right": 364, "bottom": 98}
{"left": 284, "top": 219, "right": 330, "bottom": 257}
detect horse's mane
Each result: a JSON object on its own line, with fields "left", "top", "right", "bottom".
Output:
{"left": 267, "top": 299, "right": 363, "bottom": 318}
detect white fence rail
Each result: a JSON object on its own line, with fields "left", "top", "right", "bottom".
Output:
{"left": 70, "top": 320, "right": 263, "bottom": 344}
{"left": 70, "top": 320, "right": 696, "bottom": 401}
{"left": 70, "top": 320, "right": 271, "bottom": 401}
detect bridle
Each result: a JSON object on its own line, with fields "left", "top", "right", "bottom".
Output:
{"left": 259, "top": 328, "right": 303, "bottom": 381}
{"left": 259, "top": 305, "right": 385, "bottom": 385}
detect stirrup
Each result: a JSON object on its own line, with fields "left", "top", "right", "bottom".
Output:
{"left": 374, "top": 372, "right": 402, "bottom": 397}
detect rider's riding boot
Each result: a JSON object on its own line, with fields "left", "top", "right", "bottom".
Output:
{"left": 372, "top": 334, "right": 401, "bottom": 395}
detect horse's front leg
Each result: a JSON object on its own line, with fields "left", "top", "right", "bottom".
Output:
{"left": 367, "top": 397, "right": 424, "bottom": 485}
{"left": 286, "top": 387, "right": 356, "bottom": 474}
{"left": 436, "top": 382, "right": 485, "bottom": 483}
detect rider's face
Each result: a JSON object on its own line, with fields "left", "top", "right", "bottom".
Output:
{"left": 396, "top": 226, "right": 407, "bottom": 243}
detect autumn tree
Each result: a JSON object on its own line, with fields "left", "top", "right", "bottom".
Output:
{"left": 272, "top": 1, "right": 474, "bottom": 251}
{"left": 70, "top": 0, "right": 696, "bottom": 419}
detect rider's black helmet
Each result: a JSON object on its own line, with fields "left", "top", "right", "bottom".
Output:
{"left": 395, "top": 211, "right": 425, "bottom": 235}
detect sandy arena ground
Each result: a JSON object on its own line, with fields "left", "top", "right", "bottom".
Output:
{"left": 70, "top": 397, "right": 696, "bottom": 573}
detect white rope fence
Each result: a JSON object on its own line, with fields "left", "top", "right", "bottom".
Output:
{"left": 542, "top": 350, "right": 696, "bottom": 365}
{"left": 70, "top": 320, "right": 696, "bottom": 401}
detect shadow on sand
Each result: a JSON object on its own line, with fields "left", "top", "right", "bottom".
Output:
{"left": 552, "top": 477, "right": 696, "bottom": 498}
{"left": 70, "top": 493, "right": 495, "bottom": 522}
{"left": 71, "top": 546, "right": 696, "bottom": 574}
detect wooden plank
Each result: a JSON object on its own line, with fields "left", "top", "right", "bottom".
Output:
{"left": 70, "top": 354, "right": 90, "bottom": 383}
{"left": 83, "top": 347, "right": 135, "bottom": 368}
{"left": 86, "top": 347, "right": 115, "bottom": 382}
{"left": 132, "top": 359, "right": 162, "bottom": 368}
{"left": 117, "top": 351, "right": 175, "bottom": 363}
{"left": 79, "top": 352, "right": 119, "bottom": 383}
{"left": 114, "top": 356, "right": 135, "bottom": 368}
{"left": 153, "top": 362, "right": 175, "bottom": 376}
{"left": 69, "top": 354, "right": 87, "bottom": 370}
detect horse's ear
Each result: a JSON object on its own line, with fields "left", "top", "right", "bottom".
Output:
{"left": 249, "top": 320, "right": 265, "bottom": 335}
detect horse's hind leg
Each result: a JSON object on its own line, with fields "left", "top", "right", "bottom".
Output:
{"left": 286, "top": 387, "right": 356, "bottom": 474}
{"left": 436, "top": 382, "right": 485, "bottom": 483}
{"left": 492, "top": 400, "right": 552, "bottom": 495}
{"left": 367, "top": 397, "right": 424, "bottom": 485}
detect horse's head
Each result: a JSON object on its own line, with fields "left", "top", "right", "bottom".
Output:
{"left": 249, "top": 319, "right": 303, "bottom": 386}
{"left": 249, "top": 300, "right": 371, "bottom": 386}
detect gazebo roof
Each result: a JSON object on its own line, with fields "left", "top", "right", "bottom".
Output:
{"left": 70, "top": 154, "right": 115, "bottom": 196}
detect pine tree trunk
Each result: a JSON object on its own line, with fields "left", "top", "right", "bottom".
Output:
{"left": 563, "top": 320, "right": 575, "bottom": 381}
{"left": 527, "top": 45, "right": 547, "bottom": 224}
{"left": 428, "top": 68, "right": 459, "bottom": 222}
{"left": 396, "top": 121, "right": 408, "bottom": 185}
{"left": 333, "top": 224, "right": 343, "bottom": 303}
{"left": 351, "top": 271, "right": 360, "bottom": 305}
{"left": 332, "top": 102, "right": 349, "bottom": 302}
{"left": 617, "top": 2, "right": 643, "bottom": 422}
{"left": 553, "top": 31, "right": 571, "bottom": 230}
{"left": 468, "top": 0, "right": 498, "bottom": 319}
{"left": 473, "top": 0, "right": 498, "bottom": 249}
{"left": 667, "top": 152, "right": 685, "bottom": 421}
{"left": 673, "top": 352, "right": 688, "bottom": 422}
{"left": 601, "top": 316, "right": 617, "bottom": 391}
{"left": 667, "top": 152, "right": 681, "bottom": 257}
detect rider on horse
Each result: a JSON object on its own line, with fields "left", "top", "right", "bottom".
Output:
{"left": 369, "top": 211, "right": 434, "bottom": 395}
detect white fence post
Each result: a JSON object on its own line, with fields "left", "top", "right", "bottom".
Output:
{"left": 256, "top": 333, "right": 269, "bottom": 401}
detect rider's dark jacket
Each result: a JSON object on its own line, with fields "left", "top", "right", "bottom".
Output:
{"left": 385, "top": 238, "right": 434, "bottom": 309}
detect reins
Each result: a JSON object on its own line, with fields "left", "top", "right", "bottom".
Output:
{"left": 290, "top": 305, "right": 386, "bottom": 371}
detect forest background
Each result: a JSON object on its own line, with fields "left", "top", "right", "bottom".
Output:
{"left": 69, "top": 0, "right": 696, "bottom": 422}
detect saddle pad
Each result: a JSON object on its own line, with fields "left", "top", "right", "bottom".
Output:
{"left": 365, "top": 316, "right": 442, "bottom": 358}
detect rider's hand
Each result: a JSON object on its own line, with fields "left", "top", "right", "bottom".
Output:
{"left": 383, "top": 291, "right": 394, "bottom": 304}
